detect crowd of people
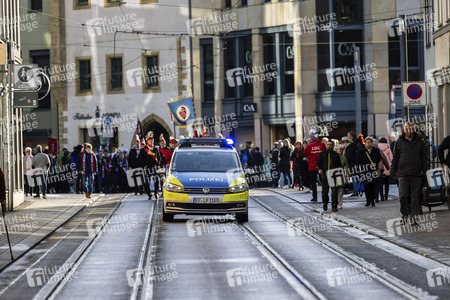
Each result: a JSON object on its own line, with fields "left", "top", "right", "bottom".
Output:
{"left": 242, "top": 124, "right": 450, "bottom": 224}
{"left": 22, "top": 123, "right": 450, "bottom": 225}
{"left": 23, "top": 133, "right": 178, "bottom": 200}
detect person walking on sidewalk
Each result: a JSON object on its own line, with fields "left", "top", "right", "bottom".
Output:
{"left": 279, "top": 139, "right": 293, "bottom": 188}
{"left": 270, "top": 142, "right": 280, "bottom": 188}
{"left": 23, "top": 147, "right": 33, "bottom": 196}
{"left": 317, "top": 140, "right": 342, "bottom": 211}
{"left": 377, "top": 137, "right": 393, "bottom": 201}
{"left": 77, "top": 143, "right": 98, "bottom": 199}
{"left": 345, "top": 131, "right": 364, "bottom": 198}
{"left": 390, "top": 122, "right": 429, "bottom": 226}
{"left": 253, "top": 147, "right": 265, "bottom": 188}
{"left": 303, "top": 130, "right": 326, "bottom": 201}
{"left": 373, "top": 139, "right": 390, "bottom": 203}
{"left": 31, "top": 145, "right": 50, "bottom": 199}
{"left": 291, "top": 141, "right": 304, "bottom": 190}
{"left": 358, "top": 137, "right": 381, "bottom": 207}
{"left": 335, "top": 144, "right": 349, "bottom": 209}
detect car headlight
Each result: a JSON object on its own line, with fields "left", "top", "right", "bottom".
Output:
{"left": 228, "top": 183, "right": 247, "bottom": 193}
{"left": 165, "top": 182, "right": 185, "bottom": 193}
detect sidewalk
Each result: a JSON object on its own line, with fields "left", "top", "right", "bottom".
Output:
{"left": 0, "top": 194, "right": 102, "bottom": 271}
{"left": 266, "top": 185, "right": 450, "bottom": 266}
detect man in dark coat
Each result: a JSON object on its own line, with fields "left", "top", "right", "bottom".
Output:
{"left": 129, "top": 135, "right": 143, "bottom": 195}
{"left": 138, "top": 132, "right": 163, "bottom": 200}
{"left": 270, "top": 142, "right": 280, "bottom": 188}
{"left": 358, "top": 137, "right": 381, "bottom": 207}
{"left": 390, "top": 122, "right": 429, "bottom": 226}
{"left": 345, "top": 131, "right": 364, "bottom": 197}
{"left": 253, "top": 147, "right": 265, "bottom": 188}
{"left": 438, "top": 134, "right": 450, "bottom": 168}
{"left": 317, "top": 140, "right": 342, "bottom": 211}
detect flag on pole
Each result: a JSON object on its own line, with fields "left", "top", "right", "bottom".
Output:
{"left": 136, "top": 118, "right": 142, "bottom": 138}
{"left": 167, "top": 96, "right": 196, "bottom": 128}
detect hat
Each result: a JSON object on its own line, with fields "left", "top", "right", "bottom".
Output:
{"left": 103, "top": 146, "right": 109, "bottom": 152}
{"left": 309, "top": 129, "right": 318, "bottom": 139}
{"left": 135, "top": 135, "right": 140, "bottom": 143}
{"left": 169, "top": 136, "right": 177, "bottom": 144}
{"left": 117, "top": 148, "right": 123, "bottom": 153}
{"left": 159, "top": 133, "right": 165, "bottom": 142}
{"left": 146, "top": 131, "right": 154, "bottom": 139}
{"left": 365, "top": 136, "right": 374, "bottom": 142}
{"left": 123, "top": 148, "right": 128, "bottom": 153}
{"left": 341, "top": 137, "right": 349, "bottom": 142}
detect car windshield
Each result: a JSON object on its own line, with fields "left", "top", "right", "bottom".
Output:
{"left": 171, "top": 151, "right": 241, "bottom": 172}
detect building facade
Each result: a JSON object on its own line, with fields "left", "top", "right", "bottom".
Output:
{"left": 433, "top": 0, "right": 450, "bottom": 143}
{"left": 19, "top": 0, "right": 60, "bottom": 150}
{"left": 62, "top": 0, "right": 190, "bottom": 152}
{"left": 1, "top": 0, "right": 25, "bottom": 209}
{"left": 191, "top": 0, "right": 434, "bottom": 154}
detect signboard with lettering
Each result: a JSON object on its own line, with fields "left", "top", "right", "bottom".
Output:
{"left": 402, "top": 81, "right": 426, "bottom": 107}
{"left": 13, "top": 91, "right": 38, "bottom": 108}
{"left": 241, "top": 103, "right": 257, "bottom": 113}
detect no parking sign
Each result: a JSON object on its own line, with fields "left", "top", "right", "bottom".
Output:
{"left": 402, "top": 81, "right": 426, "bottom": 106}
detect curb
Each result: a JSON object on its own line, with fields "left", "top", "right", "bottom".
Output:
{"left": 314, "top": 209, "right": 450, "bottom": 267}
{"left": 0, "top": 194, "right": 104, "bottom": 272}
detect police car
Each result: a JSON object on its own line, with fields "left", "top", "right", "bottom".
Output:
{"left": 162, "top": 138, "right": 249, "bottom": 222}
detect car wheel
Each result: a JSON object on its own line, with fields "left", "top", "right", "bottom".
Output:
{"left": 236, "top": 213, "right": 248, "bottom": 223}
{"left": 162, "top": 209, "right": 174, "bottom": 222}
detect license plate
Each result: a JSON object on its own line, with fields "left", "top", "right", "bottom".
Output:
{"left": 193, "top": 197, "right": 220, "bottom": 204}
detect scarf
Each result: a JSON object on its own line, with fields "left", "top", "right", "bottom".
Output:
{"left": 82, "top": 152, "right": 95, "bottom": 173}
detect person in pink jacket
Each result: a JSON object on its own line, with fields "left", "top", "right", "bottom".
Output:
{"left": 377, "top": 137, "right": 393, "bottom": 201}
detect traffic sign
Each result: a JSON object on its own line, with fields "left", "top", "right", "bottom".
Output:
{"left": 13, "top": 91, "right": 38, "bottom": 108}
{"left": 14, "top": 64, "right": 39, "bottom": 89}
{"left": 402, "top": 81, "right": 426, "bottom": 106}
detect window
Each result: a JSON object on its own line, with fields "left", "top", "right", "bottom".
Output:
{"left": 225, "top": 0, "right": 232, "bottom": 8}
{"left": 388, "top": 30, "right": 423, "bottom": 88}
{"left": 316, "top": 0, "right": 365, "bottom": 92}
{"left": 241, "top": 0, "right": 247, "bottom": 6}
{"left": 262, "top": 32, "right": 294, "bottom": 95}
{"left": 145, "top": 55, "right": 159, "bottom": 91}
{"left": 105, "top": 0, "right": 121, "bottom": 7}
{"left": 76, "top": 57, "right": 92, "bottom": 95}
{"left": 30, "top": 0, "right": 43, "bottom": 12}
{"left": 73, "top": 0, "right": 90, "bottom": 9}
{"left": 30, "top": 50, "right": 50, "bottom": 109}
{"left": 107, "top": 55, "right": 123, "bottom": 93}
{"left": 202, "top": 42, "right": 214, "bottom": 102}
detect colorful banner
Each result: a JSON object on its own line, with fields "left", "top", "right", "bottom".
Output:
{"left": 167, "top": 96, "right": 196, "bottom": 128}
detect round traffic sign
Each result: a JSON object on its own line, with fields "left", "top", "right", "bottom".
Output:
{"left": 406, "top": 84, "right": 422, "bottom": 100}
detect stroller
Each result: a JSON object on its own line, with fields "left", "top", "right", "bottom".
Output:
{"left": 421, "top": 165, "right": 450, "bottom": 212}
